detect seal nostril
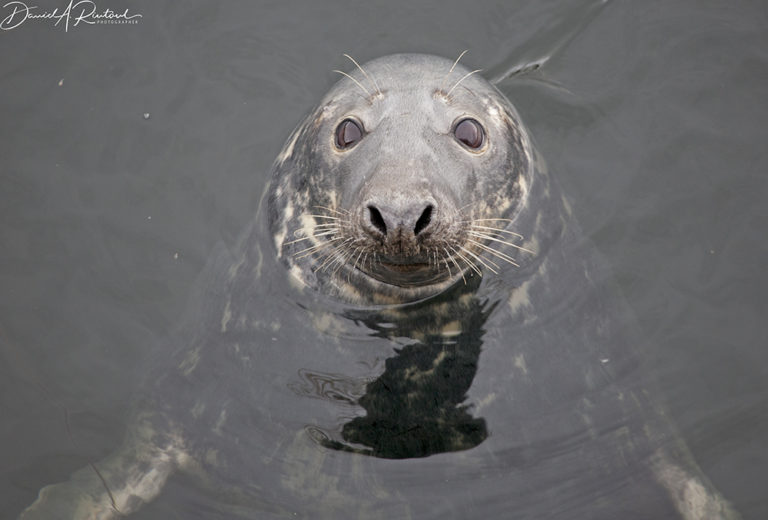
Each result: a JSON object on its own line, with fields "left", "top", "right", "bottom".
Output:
{"left": 413, "top": 205, "right": 433, "bottom": 236}
{"left": 368, "top": 205, "right": 387, "bottom": 236}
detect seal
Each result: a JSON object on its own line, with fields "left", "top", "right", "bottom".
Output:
{"left": 21, "top": 54, "right": 740, "bottom": 519}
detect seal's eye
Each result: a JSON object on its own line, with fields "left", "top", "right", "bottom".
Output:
{"left": 335, "top": 118, "right": 363, "bottom": 149}
{"left": 454, "top": 118, "right": 484, "bottom": 150}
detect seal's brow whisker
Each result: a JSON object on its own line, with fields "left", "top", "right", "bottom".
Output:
{"left": 448, "top": 50, "right": 469, "bottom": 75}
{"left": 446, "top": 69, "right": 482, "bottom": 98}
{"left": 469, "top": 240, "right": 521, "bottom": 268}
{"left": 343, "top": 53, "right": 382, "bottom": 97}
{"left": 439, "top": 49, "right": 469, "bottom": 91}
{"left": 333, "top": 69, "right": 373, "bottom": 99}
{"left": 469, "top": 231, "right": 535, "bottom": 254}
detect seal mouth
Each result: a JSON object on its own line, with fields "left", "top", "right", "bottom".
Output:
{"left": 360, "top": 256, "right": 449, "bottom": 288}
{"left": 380, "top": 261, "right": 431, "bottom": 273}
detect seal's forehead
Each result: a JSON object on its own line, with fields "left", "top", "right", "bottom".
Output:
{"left": 327, "top": 53, "right": 496, "bottom": 99}
{"left": 363, "top": 53, "right": 475, "bottom": 80}
{"left": 321, "top": 53, "right": 504, "bottom": 120}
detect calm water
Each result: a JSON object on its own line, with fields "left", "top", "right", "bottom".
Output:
{"left": 2, "top": 0, "right": 767, "bottom": 518}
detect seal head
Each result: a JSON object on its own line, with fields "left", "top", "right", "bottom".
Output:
{"left": 269, "top": 54, "right": 535, "bottom": 303}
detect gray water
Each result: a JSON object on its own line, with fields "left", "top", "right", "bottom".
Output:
{"left": 1, "top": 0, "right": 767, "bottom": 518}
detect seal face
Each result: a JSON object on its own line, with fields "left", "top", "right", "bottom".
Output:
{"left": 268, "top": 54, "right": 535, "bottom": 303}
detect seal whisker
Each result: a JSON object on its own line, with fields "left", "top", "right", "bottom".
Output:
{"left": 334, "top": 246, "right": 362, "bottom": 283}
{"left": 468, "top": 239, "right": 521, "bottom": 268}
{"left": 313, "top": 205, "right": 350, "bottom": 216}
{"left": 316, "top": 237, "right": 354, "bottom": 272}
{"left": 306, "top": 214, "right": 342, "bottom": 220}
{"left": 315, "top": 249, "right": 344, "bottom": 273}
{"left": 293, "top": 238, "right": 342, "bottom": 259}
{"left": 439, "top": 49, "right": 469, "bottom": 92}
{"left": 345, "top": 246, "right": 364, "bottom": 281}
{"left": 311, "top": 249, "right": 336, "bottom": 271}
{"left": 323, "top": 243, "right": 349, "bottom": 270}
{"left": 332, "top": 69, "right": 372, "bottom": 99}
{"left": 343, "top": 53, "right": 382, "bottom": 98}
{"left": 454, "top": 202, "right": 476, "bottom": 223}
{"left": 446, "top": 69, "right": 483, "bottom": 98}
{"left": 469, "top": 229, "right": 514, "bottom": 241}
{"left": 448, "top": 49, "right": 469, "bottom": 75}
{"left": 292, "top": 225, "right": 336, "bottom": 236}
{"left": 351, "top": 247, "right": 367, "bottom": 271}
{"left": 285, "top": 230, "right": 338, "bottom": 245}
{"left": 292, "top": 241, "right": 331, "bottom": 255}
{"left": 440, "top": 250, "right": 453, "bottom": 278}
{"left": 307, "top": 224, "right": 341, "bottom": 230}
{"left": 469, "top": 231, "right": 535, "bottom": 254}
{"left": 450, "top": 246, "right": 482, "bottom": 277}
{"left": 443, "top": 247, "right": 463, "bottom": 282}
{"left": 294, "top": 245, "right": 333, "bottom": 260}
{"left": 334, "top": 249, "right": 355, "bottom": 277}
{"left": 469, "top": 224, "right": 524, "bottom": 239}
{"left": 331, "top": 241, "right": 359, "bottom": 275}
{"left": 459, "top": 245, "right": 500, "bottom": 274}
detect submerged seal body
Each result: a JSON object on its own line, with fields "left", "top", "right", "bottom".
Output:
{"left": 21, "top": 54, "right": 739, "bottom": 519}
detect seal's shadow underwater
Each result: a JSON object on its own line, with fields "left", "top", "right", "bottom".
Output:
{"left": 22, "top": 54, "right": 740, "bottom": 519}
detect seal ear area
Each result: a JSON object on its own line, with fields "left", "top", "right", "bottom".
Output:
{"left": 452, "top": 117, "right": 488, "bottom": 153}
{"left": 334, "top": 117, "right": 364, "bottom": 150}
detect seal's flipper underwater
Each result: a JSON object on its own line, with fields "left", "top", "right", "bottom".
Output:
{"left": 22, "top": 53, "right": 740, "bottom": 519}
{"left": 21, "top": 413, "right": 190, "bottom": 518}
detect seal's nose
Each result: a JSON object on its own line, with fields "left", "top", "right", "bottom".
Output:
{"left": 364, "top": 200, "right": 435, "bottom": 241}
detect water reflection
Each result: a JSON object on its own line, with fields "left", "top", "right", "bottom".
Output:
{"left": 295, "top": 276, "right": 494, "bottom": 458}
